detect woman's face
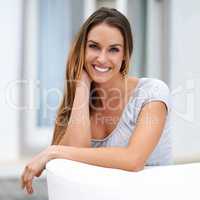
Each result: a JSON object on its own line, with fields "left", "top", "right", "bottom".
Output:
{"left": 85, "top": 23, "right": 124, "bottom": 83}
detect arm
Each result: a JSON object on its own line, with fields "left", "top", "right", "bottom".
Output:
{"left": 49, "top": 146, "right": 139, "bottom": 172}
{"left": 59, "top": 70, "right": 92, "bottom": 147}
{"left": 49, "top": 101, "right": 167, "bottom": 172}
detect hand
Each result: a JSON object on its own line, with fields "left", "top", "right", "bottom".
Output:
{"left": 20, "top": 147, "right": 52, "bottom": 195}
{"left": 79, "top": 68, "right": 92, "bottom": 88}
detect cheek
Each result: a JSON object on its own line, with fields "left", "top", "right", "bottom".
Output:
{"left": 111, "top": 54, "right": 124, "bottom": 68}
{"left": 85, "top": 49, "right": 97, "bottom": 63}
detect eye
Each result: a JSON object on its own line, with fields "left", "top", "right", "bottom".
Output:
{"left": 109, "top": 47, "right": 119, "bottom": 53}
{"left": 88, "top": 44, "right": 98, "bottom": 49}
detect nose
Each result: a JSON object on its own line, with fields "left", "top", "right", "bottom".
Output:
{"left": 96, "top": 50, "right": 108, "bottom": 65}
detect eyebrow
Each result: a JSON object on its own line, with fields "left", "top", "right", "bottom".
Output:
{"left": 87, "top": 40, "right": 123, "bottom": 47}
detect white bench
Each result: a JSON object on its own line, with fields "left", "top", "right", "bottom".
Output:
{"left": 46, "top": 159, "right": 200, "bottom": 200}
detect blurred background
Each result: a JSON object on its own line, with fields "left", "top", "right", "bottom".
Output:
{"left": 0, "top": 0, "right": 200, "bottom": 199}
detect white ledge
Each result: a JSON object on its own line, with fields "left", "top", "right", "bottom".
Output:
{"left": 46, "top": 159, "right": 200, "bottom": 200}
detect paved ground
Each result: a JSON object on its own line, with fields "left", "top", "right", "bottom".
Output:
{"left": 0, "top": 178, "right": 48, "bottom": 200}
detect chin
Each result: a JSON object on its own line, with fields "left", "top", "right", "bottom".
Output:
{"left": 90, "top": 75, "right": 112, "bottom": 84}
{"left": 87, "top": 70, "right": 112, "bottom": 84}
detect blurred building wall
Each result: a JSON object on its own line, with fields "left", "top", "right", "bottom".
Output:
{"left": 169, "top": 0, "right": 200, "bottom": 162}
{"left": 0, "top": 0, "right": 22, "bottom": 161}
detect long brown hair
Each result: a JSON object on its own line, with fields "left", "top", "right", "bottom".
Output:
{"left": 51, "top": 7, "right": 133, "bottom": 145}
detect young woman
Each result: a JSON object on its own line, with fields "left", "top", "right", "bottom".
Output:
{"left": 21, "top": 7, "right": 172, "bottom": 194}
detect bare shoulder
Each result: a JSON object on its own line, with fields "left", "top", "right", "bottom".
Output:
{"left": 127, "top": 76, "right": 140, "bottom": 92}
{"left": 128, "top": 75, "right": 139, "bottom": 81}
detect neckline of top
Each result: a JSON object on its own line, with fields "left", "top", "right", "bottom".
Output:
{"left": 91, "top": 77, "right": 144, "bottom": 142}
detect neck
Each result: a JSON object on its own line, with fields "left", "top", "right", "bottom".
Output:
{"left": 93, "top": 74, "right": 129, "bottom": 109}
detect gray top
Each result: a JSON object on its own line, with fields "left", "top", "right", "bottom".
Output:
{"left": 91, "top": 78, "right": 173, "bottom": 166}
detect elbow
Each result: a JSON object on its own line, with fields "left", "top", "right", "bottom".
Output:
{"left": 130, "top": 163, "right": 144, "bottom": 172}
{"left": 126, "top": 161, "right": 144, "bottom": 172}
{"left": 125, "top": 150, "right": 145, "bottom": 172}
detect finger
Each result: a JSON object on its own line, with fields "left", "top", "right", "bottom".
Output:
{"left": 26, "top": 172, "right": 34, "bottom": 194}
{"left": 20, "top": 171, "right": 25, "bottom": 189}
{"left": 23, "top": 166, "right": 32, "bottom": 192}
{"left": 21, "top": 168, "right": 28, "bottom": 189}
{"left": 26, "top": 181, "right": 33, "bottom": 194}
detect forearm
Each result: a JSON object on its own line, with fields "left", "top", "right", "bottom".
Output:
{"left": 59, "top": 83, "right": 91, "bottom": 147}
{"left": 49, "top": 145, "right": 142, "bottom": 172}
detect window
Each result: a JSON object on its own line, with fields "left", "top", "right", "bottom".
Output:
{"left": 96, "top": 0, "right": 116, "bottom": 8}
{"left": 127, "top": 0, "right": 147, "bottom": 77}
{"left": 22, "top": 0, "right": 83, "bottom": 151}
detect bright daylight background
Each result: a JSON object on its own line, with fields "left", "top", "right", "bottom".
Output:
{"left": 0, "top": 0, "right": 200, "bottom": 199}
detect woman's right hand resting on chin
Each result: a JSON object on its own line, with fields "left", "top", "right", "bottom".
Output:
{"left": 58, "top": 68, "right": 92, "bottom": 147}
{"left": 78, "top": 68, "right": 92, "bottom": 89}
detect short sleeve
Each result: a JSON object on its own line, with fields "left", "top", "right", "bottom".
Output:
{"left": 141, "top": 79, "right": 171, "bottom": 113}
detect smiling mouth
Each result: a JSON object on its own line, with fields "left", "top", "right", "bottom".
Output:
{"left": 92, "top": 65, "right": 111, "bottom": 73}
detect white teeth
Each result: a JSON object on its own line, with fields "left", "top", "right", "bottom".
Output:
{"left": 94, "top": 65, "right": 110, "bottom": 72}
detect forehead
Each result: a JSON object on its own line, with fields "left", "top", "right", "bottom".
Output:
{"left": 87, "top": 23, "right": 124, "bottom": 45}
